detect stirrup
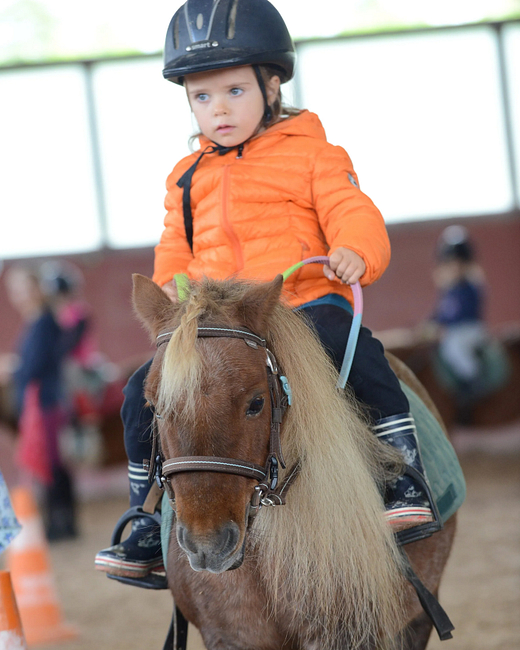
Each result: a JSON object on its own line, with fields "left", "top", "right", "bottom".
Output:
{"left": 106, "top": 505, "right": 168, "bottom": 590}
{"left": 393, "top": 466, "right": 443, "bottom": 546}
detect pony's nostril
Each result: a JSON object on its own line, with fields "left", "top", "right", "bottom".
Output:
{"left": 177, "top": 523, "right": 198, "bottom": 554}
{"left": 220, "top": 522, "right": 240, "bottom": 555}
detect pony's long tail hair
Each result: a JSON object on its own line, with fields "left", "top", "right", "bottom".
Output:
{"left": 252, "top": 302, "right": 406, "bottom": 650}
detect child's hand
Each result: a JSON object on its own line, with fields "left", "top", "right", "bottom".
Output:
{"left": 324, "top": 247, "right": 366, "bottom": 284}
{"left": 161, "top": 280, "right": 178, "bottom": 303}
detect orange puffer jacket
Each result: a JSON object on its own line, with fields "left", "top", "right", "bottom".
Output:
{"left": 153, "top": 110, "right": 390, "bottom": 308}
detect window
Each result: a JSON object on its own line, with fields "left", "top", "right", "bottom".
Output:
{"left": 504, "top": 23, "right": 520, "bottom": 206}
{"left": 0, "top": 65, "right": 102, "bottom": 259}
{"left": 92, "top": 57, "right": 193, "bottom": 249}
{"left": 296, "top": 27, "right": 515, "bottom": 221}
{"left": 0, "top": 23, "right": 518, "bottom": 259}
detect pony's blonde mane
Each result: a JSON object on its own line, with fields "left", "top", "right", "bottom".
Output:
{"left": 157, "top": 279, "right": 406, "bottom": 649}
{"left": 156, "top": 294, "right": 204, "bottom": 422}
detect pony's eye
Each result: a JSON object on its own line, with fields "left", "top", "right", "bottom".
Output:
{"left": 246, "top": 397, "right": 265, "bottom": 417}
{"left": 148, "top": 402, "right": 163, "bottom": 420}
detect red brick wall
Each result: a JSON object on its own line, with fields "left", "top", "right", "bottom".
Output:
{"left": 2, "top": 215, "right": 519, "bottom": 365}
{"left": 364, "top": 214, "right": 520, "bottom": 332}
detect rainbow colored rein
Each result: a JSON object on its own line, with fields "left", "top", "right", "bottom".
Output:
{"left": 282, "top": 255, "right": 363, "bottom": 389}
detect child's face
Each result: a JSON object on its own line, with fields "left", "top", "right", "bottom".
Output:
{"left": 433, "top": 260, "right": 466, "bottom": 289}
{"left": 185, "top": 66, "right": 279, "bottom": 147}
{"left": 5, "top": 268, "right": 43, "bottom": 318}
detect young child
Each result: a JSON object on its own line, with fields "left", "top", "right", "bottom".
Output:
{"left": 95, "top": 0, "right": 439, "bottom": 581}
{"left": 431, "top": 225, "right": 489, "bottom": 409}
{"left": 5, "top": 265, "right": 78, "bottom": 541}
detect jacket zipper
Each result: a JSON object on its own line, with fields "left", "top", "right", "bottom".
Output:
{"left": 221, "top": 165, "right": 244, "bottom": 271}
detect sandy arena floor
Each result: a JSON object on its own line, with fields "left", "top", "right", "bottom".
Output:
{"left": 4, "top": 425, "right": 520, "bottom": 650}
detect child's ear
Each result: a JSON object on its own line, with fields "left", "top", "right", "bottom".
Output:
{"left": 266, "top": 75, "right": 280, "bottom": 105}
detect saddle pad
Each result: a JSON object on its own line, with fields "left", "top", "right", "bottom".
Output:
{"left": 160, "top": 383, "right": 466, "bottom": 567}
{"left": 400, "top": 381, "right": 466, "bottom": 524}
{"left": 433, "top": 337, "right": 511, "bottom": 396}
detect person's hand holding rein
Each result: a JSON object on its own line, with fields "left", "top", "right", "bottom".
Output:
{"left": 325, "top": 247, "right": 366, "bottom": 284}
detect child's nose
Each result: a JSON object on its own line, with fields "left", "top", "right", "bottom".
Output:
{"left": 214, "top": 98, "right": 229, "bottom": 115}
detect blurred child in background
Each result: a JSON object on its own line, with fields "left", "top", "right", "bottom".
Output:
{"left": 4, "top": 264, "right": 80, "bottom": 541}
{"left": 430, "top": 226, "right": 492, "bottom": 419}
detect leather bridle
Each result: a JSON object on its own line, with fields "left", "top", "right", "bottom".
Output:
{"left": 148, "top": 326, "right": 300, "bottom": 522}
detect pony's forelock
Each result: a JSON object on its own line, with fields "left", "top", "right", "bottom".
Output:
{"left": 157, "top": 295, "right": 203, "bottom": 421}
{"left": 156, "top": 279, "right": 252, "bottom": 420}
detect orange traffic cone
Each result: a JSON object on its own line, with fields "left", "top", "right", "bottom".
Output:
{"left": 6, "top": 486, "right": 78, "bottom": 647}
{"left": 0, "top": 570, "right": 27, "bottom": 649}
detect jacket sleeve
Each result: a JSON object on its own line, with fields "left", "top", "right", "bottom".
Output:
{"left": 311, "top": 143, "right": 391, "bottom": 286}
{"left": 153, "top": 159, "right": 195, "bottom": 287}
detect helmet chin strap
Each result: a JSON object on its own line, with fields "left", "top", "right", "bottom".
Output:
{"left": 177, "top": 141, "right": 242, "bottom": 251}
{"left": 253, "top": 64, "right": 273, "bottom": 124}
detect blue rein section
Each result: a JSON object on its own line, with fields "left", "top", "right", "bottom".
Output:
{"left": 297, "top": 292, "right": 360, "bottom": 389}
{"left": 337, "top": 312, "right": 362, "bottom": 390}
{"left": 296, "top": 291, "right": 359, "bottom": 388}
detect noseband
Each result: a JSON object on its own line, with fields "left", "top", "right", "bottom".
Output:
{"left": 149, "top": 326, "right": 300, "bottom": 521}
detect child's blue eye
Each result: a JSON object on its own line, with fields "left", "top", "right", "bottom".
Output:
{"left": 230, "top": 87, "right": 243, "bottom": 96}
{"left": 197, "top": 93, "right": 209, "bottom": 102}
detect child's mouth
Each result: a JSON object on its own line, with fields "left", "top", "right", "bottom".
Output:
{"left": 217, "top": 125, "right": 234, "bottom": 134}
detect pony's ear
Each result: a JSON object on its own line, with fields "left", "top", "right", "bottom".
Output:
{"left": 132, "top": 274, "right": 178, "bottom": 338}
{"left": 239, "top": 274, "right": 284, "bottom": 335}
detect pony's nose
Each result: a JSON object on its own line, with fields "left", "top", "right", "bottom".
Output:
{"left": 176, "top": 521, "right": 242, "bottom": 573}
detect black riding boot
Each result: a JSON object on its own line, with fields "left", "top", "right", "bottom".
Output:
{"left": 95, "top": 461, "right": 163, "bottom": 578}
{"left": 374, "top": 413, "right": 441, "bottom": 544}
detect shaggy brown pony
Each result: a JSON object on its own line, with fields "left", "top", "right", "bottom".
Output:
{"left": 133, "top": 274, "right": 456, "bottom": 650}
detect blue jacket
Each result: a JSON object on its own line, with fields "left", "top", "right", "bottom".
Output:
{"left": 13, "top": 309, "right": 85, "bottom": 413}
{"left": 433, "top": 280, "right": 483, "bottom": 326}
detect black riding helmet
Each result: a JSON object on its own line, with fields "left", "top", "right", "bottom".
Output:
{"left": 39, "top": 261, "right": 84, "bottom": 297}
{"left": 163, "top": 0, "right": 296, "bottom": 85}
{"left": 436, "top": 225, "right": 475, "bottom": 263}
